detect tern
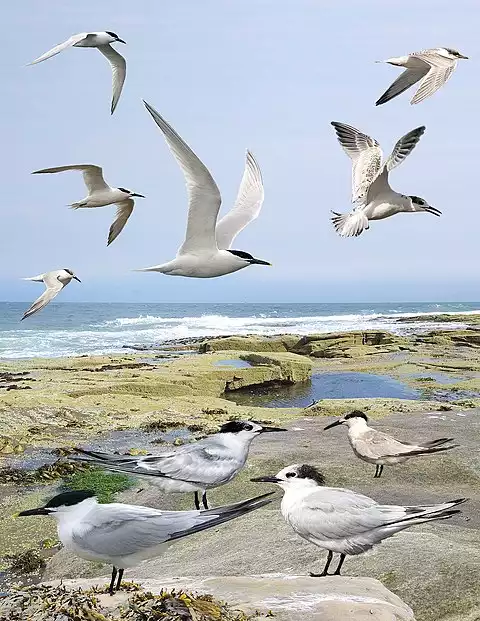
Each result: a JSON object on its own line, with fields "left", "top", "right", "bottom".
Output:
{"left": 32, "top": 164, "right": 145, "bottom": 245}
{"left": 18, "top": 489, "right": 273, "bottom": 595}
{"left": 21, "top": 269, "right": 81, "bottom": 320}
{"left": 29, "top": 31, "right": 127, "bottom": 114}
{"left": 136, "top": 101, "right": 271, "bottom": 278}
{"left": 252, "top": 464, "right": 466, "bottom": 577}
{"left": 376, "top": 48, "right": 468, "bottom": 106}
{"left": 330, "top": 122, "right": 441, "bottom": 237}
{"left": 71, "top": 420, "right": 286, "bottom": 509}
{"left": 324, "top": 411, "right": 458, "bottom": 478}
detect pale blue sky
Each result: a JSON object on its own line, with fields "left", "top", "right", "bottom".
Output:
{"left": 1, "top": 0, "right": 478, "bottom": 302}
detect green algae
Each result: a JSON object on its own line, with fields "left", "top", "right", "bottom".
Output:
{"left": 66, "top": 470, "right": 136, "bottom": 504}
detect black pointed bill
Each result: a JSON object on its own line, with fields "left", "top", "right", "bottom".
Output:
{"left": 251, "top": 476, "right": 280, "bottom": 483}
{"left": 324, "top": 419, "right": 344, "bottom": 430}
{"left": 131, "top": 193, "right": 145, "bottom": 198}
{"left": 260, "top": 426, "right": 287, "bottom": 433}
{"left": 251, "top": 259, "right": 272, "bottom": 266}
{"left": 18, "top": 507, "right": 50, "bottom": 517}
{"left": 116, "top": 38, "right": 126, "bottom": 44}
{"left": 73, "top": 276, "right": 81, "bottom": 282}
{"left": 425, "top": 206, "right": 442, "bottom": 217}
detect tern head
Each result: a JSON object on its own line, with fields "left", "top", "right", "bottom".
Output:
{"left": 62, "top": 268, "right": 81, "bottom": 283}
{"left": 324, "top": 410, "right": 369, "bottom": 431}
{"left": 18, "top": 490, "right": 96, "bottom": 518}
{"left": 227, "top": 250, "right": 271, "bottom": 267}
{"left": 252, "top": 464, "right": 326, "bottom": 491}
{"left": 409, "top": 196, "right": 442, "bottom": 217}
{"left": 438, "top": 47, "right": 468, "bottom": 60}
{"left": 219, "top": 420, "right": 286, "bottom": 437}
{"left": 117, "top": 187, "right": 145, "bottom": 199}
{"left": 105, "top": 31, "right": 126, "bottom": 44}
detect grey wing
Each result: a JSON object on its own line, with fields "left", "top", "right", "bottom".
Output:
{"left": 375, "top": 66, "right": 429, "bottom": 106}
{"left": 143, "top": 101, "right": 221, "bottom": 255}
{"left": 385, "top": 126, "right": 426, "bottom": 171}
{"left": 21, "top": 273, "right": 65, "bottom": 320}
{"left": 31, "top": 164, "right": 108, "bottom": 193}
{"left": 331, "top": 122, "right": 383, "bottom": 205}
{"left": 353, "top": 429, "right": 416, "bottom": 460}
{"left": 410, "top": 56, "right": 457, "bottom": 104}
{"left": 215, "top": 150, "right": 264, "bottom": 249}
{"left": 108, "top": 199, "right": 134, "bottom": 245}
{"left": 97, "top": 44, "right": 126, "bottom": 114}
{"left": 29, "top": 33, "right": 89, "bottom": 65}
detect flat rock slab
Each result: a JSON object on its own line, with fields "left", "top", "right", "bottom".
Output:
{"left": 52, "top": 574, "right": 415, "bottom": 620}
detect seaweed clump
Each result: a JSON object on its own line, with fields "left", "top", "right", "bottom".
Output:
{"left": 0, "top": 584, "right": 252, "bottom": 620}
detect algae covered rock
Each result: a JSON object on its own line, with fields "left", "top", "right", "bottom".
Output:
{"left": 199, "top": 334, "right": 301, "bottom": 353}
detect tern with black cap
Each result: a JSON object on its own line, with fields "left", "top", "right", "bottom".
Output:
{"left": 21, "top": 269, "right": 81, "bottom": 320}
{"left": 18, "top": 489, "right": 274, "bottom": 595}
{"left": 71, "top": 420, "right": 286, "bottom": 510}
{"left": 252, "top": 464, "right": 466, "bottom": 577}
{"left": 324, "top": 410, "right": 458, "bottom": 478}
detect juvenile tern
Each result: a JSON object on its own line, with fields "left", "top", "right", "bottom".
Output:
{"left": 324, "top": 411, "right": 458, "bottom": 478}
{"left": 29, "top": 31, "right": 127, "bottom": 114}
{"left": 72, "top": 420, "right": 286, "bottom": 509}
{"left": 21, "top": 269, "right": 81, "bottom": 320}
{"left": 136, "top": 101, "right": 271, "bottom": 278}
{"left": 252, "top": 464, "right": 466, "bottom": 576}
{"left": 19, "top": 489, "right": 273, "bottom": 595}
{"left": 32, "top": 164, "right": 144, "bottom": 245}
{"left": 376, "top": 48, "right": 468, "bottom": 106}
{"left": 331, "top": 122, "right": 441, "bottom": 237}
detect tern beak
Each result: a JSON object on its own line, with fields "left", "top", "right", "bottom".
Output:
{"left": 459, "top": 54, "right": 469, "bottom": 59}
{"left": 260, "top": 426, "right": 287, "bottom": 433}
{"left": 251, "top": 259, "right": 272, "bottom": 266}
{"left": 116, "top": 38, "right": 126, "bottom": 44}
{"left": 73, "top": 276, "right": 81, "bottom": 283}
{"left": 18, "top": 507, "right": 50, "bottom": 517}
{"left": 251, "top": 476, "right": 280, "bottom": 483}
{"left": 425, "top": 206, "right": 442, "bottom": 217}
{"left": 324, "top": 419, "right": 344, "bottom": 430}
{"left": 130, "top": 193, "right": 145, "bottom": 198}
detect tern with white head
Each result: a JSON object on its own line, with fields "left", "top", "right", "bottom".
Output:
{"left": 71, "top": 420, "right": 286, "bottom": 509}
{"left": 29, "top": 31, "right": 127, "bottom": 114}
{"left": 32, "top": 164, "right": 145, "bottom": 245}
{"left": 252, "top": 464, "right": 466, "bottom": 577}
{"left": 18, "top": 489, "right": 274, "bottom": 595}
{"left": 324, "top": 410, "right": 458, "bottom": 478}
{"left": 330, "top": 122, "right": 440, "bottom": 237}
{"left": 21, "top": 269, "right": 81, "bottom": 320}
{"left": 135, "top": 102, "right": 271, "bottom": 277}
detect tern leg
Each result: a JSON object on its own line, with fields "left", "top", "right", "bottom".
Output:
{"left": 378, "top": 465, "right": 384, "bottom": 478}
{"left": 310, "top": 550, "right": 333, "bottom": 577}
{"left": 374, "top": 465, "right": 381, "bottom": 478}
{"left": 109, "top": 567, "right": 118, "bottom": 596}
{"left": 194, "top": 491, "right": 201, "bottom": 510}
{"left": 333, "top": 554, "right": 346, "bottom": 575}
{"left": 202, "top": 491, "right": 209, "bottom": 510}
{"left": 115, "top": 568, "right": 124, "bottom": 592}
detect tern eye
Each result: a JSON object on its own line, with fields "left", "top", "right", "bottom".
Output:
{"left": 286, "top": 472, "right": 296, "bottom": 478}
{"left": 243, "top": 424, "right": 253, "bottom": 431}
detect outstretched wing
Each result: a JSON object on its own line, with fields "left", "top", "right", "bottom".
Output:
{"left": 21, "top": 272, "right": 65, "bottom": 320}
{"left": 108, "top": 199, "right": 134, "bottom": 245}
{"left": 97, "top": 44, "right": 127, "bottom": 114}
{"left": 29, "top": 33, "right": 90, "bottom": 65}
{"left": 385, "top": 126, "right": 426, "bottom": 171}
{"left": 215, "top": 151, "right": 264, "bottom": 249}
{"left": 410, "top": 54, "right": 457, "bottom": 105}
{"left": 376, "top": 65, "right": 429, "bottom": 106}
{"left": 32, "top": 164, "right": 109, "bottom": 194}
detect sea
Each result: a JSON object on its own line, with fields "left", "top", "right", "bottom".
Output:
{"left": 0, "top": 301, "right": 479, "bottom": 360}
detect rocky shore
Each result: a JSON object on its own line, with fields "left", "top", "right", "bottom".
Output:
{"left": 2, "top": 319, "right": 480, "bottom": 620}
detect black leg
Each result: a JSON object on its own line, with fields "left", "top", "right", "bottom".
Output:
{"left": 115, "top": 568, "right": 124, "bottom": 591}
{"left": 333, "top": 553, "right": 346, "bottom": 575}
{"left": 310, "top": 550, "right": 333, "bottom": 577}
{"left": 202, "top": 491, "right": 209, "bottom": 510}
{"left": 374, "top": 465, "right": 380, "bottom": 478}
{"left": 194, "top": 491, "right": 200, "bottom": 510}
{"left": 378, "top": 465, "right": 384, "bottom": 478}
{"left": 109, "top": 567, "right": 117, "bottom": 596}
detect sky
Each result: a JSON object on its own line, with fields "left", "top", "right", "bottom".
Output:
{"left": 1, "top": 0, "right": 478, "bottom": 303}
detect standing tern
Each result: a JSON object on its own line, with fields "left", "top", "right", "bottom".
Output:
{"left": 252, "top": 464, "right": 466, "bottom": 577}
{"left": 29, "top": 31, "right": 127, "bottom": 114}
{"left": 19, "top": 489, "right": 274, "bottom": 595}
{"left": 136, "top": 101, "right": 271, "bottom": 278}
{"left": 376, "top": 48, "right": 468, "bottom": 106}
{"left": 21, "top": 269, "right": 81, "bottom": 321}
{"left": 32, "top": 164, "right": 145, "bottom": 245}
{"left": 331, "top": 122, "right": 441, "bottom": 237}
{"left": 71, "top": 420, "right": 286, "bottom": 509}
{"left": 324, "top": 411, "right": 458, "bottom": 478}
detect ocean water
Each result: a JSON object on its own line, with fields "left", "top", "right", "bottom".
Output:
{"left": 0, "top": 301, "right": 479, "bottom": 359}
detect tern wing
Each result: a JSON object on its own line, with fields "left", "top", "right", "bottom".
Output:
{"left": 410, "top": 54, "right": 457, "bottom": 105}
{"left": 32, "top": 164, "right": 109, "bottom": 194}
{"left": 143, "top": 101, "right": 221, "bottom": 255}
{"left": 331, "top": 122, "right": 383, "bottom": 205}
{"left": 215, "top": 151, "right": 264, "bottom": 249}
{"left": 29, "top": 33, "right": 90, "bottom": 65}
{"left": 354, "top": 429, "right": 418, "bottom": 460}
{"left": 108, "top": 199, "right": 134, "bottom": 245}
{"left": 21, "top": 272, "right": 65, "bottom": 321}
{"left": 97, "top": 44, "right": 126, "bottom": 114}
{"left": 385, "top": 126, "right": 426, "bottom": 171}
{"left": 375, "top": 65, "right": 429, "bottom": 106}
{"left": 71, "top": 493, "right": 273, "bottom": 558}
